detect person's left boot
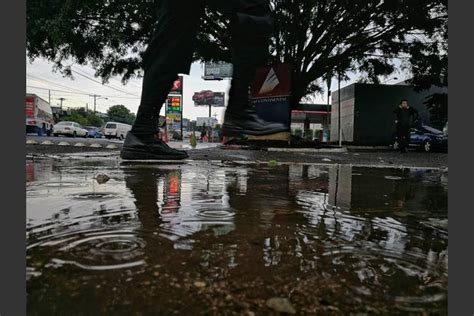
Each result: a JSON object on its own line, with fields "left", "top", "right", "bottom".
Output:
{"left": 120, "top": 132, "right": 188, "bottom": 160}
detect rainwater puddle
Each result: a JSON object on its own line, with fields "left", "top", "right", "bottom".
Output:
{"left": 26, "top": 160, "right": 448, "bottom": 315}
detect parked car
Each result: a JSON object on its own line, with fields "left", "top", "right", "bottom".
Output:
{"left": 85, "top": 126, "right": 103, "bottom": 138}
{"left": 393, "top": 125, "right": 448, "bottom": 152}
{"left": 104, "top": 122, "right": 132, "bottom": 140}
{"left": 53, "top": 121, "right": 88, "bottom": 138}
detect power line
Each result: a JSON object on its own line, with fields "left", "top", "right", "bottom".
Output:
{"left": 27, "top": 74, "right": 92, "bottom": 95}
{"left": 71, "top": 68, "right": 140, "bottom": 97}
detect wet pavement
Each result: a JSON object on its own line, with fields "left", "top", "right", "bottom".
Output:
{"left": 26, "top": 159, "right": 448, "bottom": 315}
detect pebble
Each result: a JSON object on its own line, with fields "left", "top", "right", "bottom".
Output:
{"left": 194, "top": 281, "right": 206, "bottom": 288}
{"left": 266, "top": 297, "right": 296, "bottom": 314}
{"left": 94, "top": 174, "right": 110, "bottom": 184}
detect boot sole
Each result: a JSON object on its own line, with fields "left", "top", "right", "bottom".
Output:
{"left": 120, "top": 148, "right": 188, "bottom": 160}
{"left": 222, "top": 125, "right": 289, "bottom": 136}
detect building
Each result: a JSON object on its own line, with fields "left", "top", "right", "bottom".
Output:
{"left": 330, "top": 83, "right": 448, "bottom": 145}
{"left": 291, "top": 103, "right": 331, "bottom": 140}
{"left": 196, "top": 117, "right": 218, "bottom": 128}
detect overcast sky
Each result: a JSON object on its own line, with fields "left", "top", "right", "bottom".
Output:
{"left": 26, "top": 58, "right": 408, "bottom": 123}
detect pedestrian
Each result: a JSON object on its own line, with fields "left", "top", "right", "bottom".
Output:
{"left": 393, "top": 99, "right": 420, "bottom": 153}
{"left": 121, "top": 0, "right": 287, "bottom": 160}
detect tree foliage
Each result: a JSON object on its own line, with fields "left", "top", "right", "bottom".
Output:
{"left": 106, "top": 104, "right": 136, "bottom": 125}
{"left": 61, "top": 108, "right": 105, "bottom": 126}
{"left": 27, "top": 0, "right": 447, "bottom": 105}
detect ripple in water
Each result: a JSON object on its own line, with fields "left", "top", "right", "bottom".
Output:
{"left": 28, "top": 229, "right": 146, "bottom": 271}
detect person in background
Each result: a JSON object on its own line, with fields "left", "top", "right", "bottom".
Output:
{"left": 393, "top": 99, "right": 420, "bottom": 153}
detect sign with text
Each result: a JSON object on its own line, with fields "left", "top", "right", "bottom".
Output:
{"left": 203, "top": 62, "right": 233, "bottom": 80}
{"left": 166, "top": 96, "right": 182, "bottom": 113}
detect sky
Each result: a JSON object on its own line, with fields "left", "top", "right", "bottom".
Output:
{"left": 26, "top": 57, "right": 409, "bottom": 123}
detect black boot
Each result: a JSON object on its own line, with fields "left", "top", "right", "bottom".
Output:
{"left": 222, "top": 109, "right": 288, "bottom": 136}
{"left": 120, "top": 132, "right": 188, "bottom": 160}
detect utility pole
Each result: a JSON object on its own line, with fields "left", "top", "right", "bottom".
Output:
{"left": 338, "top": 71, "right": 342, "bottom": 147}
{"left": 59, "top": 97, "right": 66, "bottom": 111}
{"left": 48, "top": 90, "right": 51, "bottom": 105}
{"left": 86, "top": 103, "right": 88, "bottom": 112}
{"left": 89, "top": 94, "right": 108, "bottom": 113}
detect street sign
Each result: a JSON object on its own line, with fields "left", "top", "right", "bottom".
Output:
{"left": 203, "top": 62, "right": 233, "bottom": 80}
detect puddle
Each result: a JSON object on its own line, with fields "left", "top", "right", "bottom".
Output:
{"left": 26, "top": 160, "right": 448, "bottom": 315}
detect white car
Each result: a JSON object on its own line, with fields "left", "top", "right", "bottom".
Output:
{"left": 53, "top": 121, "right": 88, "bottom": 138}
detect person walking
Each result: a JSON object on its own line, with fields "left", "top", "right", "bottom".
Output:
{"left": 121, "top": 0, "right": 287, "bottom": 160}
{"left": 393, "top": 99, "right": 420, "bottom": 153}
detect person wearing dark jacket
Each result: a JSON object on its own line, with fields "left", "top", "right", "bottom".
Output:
{"left": 121, "top": 0, "right": 287, "bottom": 160}
{"left": 393, "top": 99, "right": 420, "bottom": 153}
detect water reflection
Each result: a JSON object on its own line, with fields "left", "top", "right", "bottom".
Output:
{"left": 26, "top": 160, "right": 448, "bottom": 314}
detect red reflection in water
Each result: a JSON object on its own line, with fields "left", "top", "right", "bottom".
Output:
{"left": 26, "top": 163, "right": 34, "bottom": 183}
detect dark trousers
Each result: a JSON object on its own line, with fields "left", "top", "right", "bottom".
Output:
{"left": 397, "top": 126, "right": 410, "bottom": 152}
{"left": 131, "top": 0, "right": 273, "bottom": 135}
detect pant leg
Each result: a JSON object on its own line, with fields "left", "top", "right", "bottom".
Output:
{"left": 132, "top": 0, "right": 204, "bottom": 135}
{"left": 205, "top": 0, "right": 274, "bottom": 114}
{"left": 398, "top": 127, "right": 410, "bottom": 151}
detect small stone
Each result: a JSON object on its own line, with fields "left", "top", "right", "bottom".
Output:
{"left": 90, "top": 143, "right": 102, "bottom": 148}
{"left": 225, "top": 295, "right": 233, "bottom": 301}
{"left": 26, "top": 140, "right": 38, "bottom": 145}
{"left": 153, "top": 272, "right": 160, "bottom": 277}
{"left": 322, "top": 158, "right": 332, "bottom": 162}
{"left": 58, "top": 141, "right": 70, "bottom": 146}
{"left": 194, "top": 281, "right": 206, "bottom": 288}
{"left": 266, "top": 297, "right": 296, "bottom": 314}
{"left": 41, "top": 140, "right": 54, "bottom": 145}
{"left": 74, "top": 143, "right": 86, "bottom": 147}
{"left": 94, "top": 173, "right": 110, "bottom": 184}
{"left": 106, "top": 144, "right": 118, "bottom": 149}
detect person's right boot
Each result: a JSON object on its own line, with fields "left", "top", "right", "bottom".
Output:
{"left": 120, "top": 132, "right": 188, "bottom": 160}
{"left": 222, "top": 108, "right": 288, "bottom": 136}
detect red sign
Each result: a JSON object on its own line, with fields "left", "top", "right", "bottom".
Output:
{"left": 251, "top": 64, "right": 292, "bottom": 98}
{"left": 170, "top": 76, "right": 183, "bottom": 94}
{"left": 26, "top": 96, "right": 35, "bottom": 118}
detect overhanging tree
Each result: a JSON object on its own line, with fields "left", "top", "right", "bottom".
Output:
{"left": 27, "top": 0, "right": 447, "bottom": 107}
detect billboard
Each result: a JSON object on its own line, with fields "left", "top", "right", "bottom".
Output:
{"left": 250, "top": 64, "right": 292, "bottom": 99}
{"left": 192, "top": 91, "right": 225, "bottom": 107}
{"left": 203, "top": 62, "right": 233, "bottom": 80}
{"left": 169, "top": 76, "right": 183, "bottom": 94}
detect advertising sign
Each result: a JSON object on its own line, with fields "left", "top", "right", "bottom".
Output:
{"left": 192, "top": 91, "right": 225, "bottom": 107}
{"left": 166, "top": 96, "right": 182, "bottom": 113}
{"left": 250, "top": 64, "right": 292, "bottom": 99}
{"left": 169, "top": 76, "right": 183, "bottom": 94}
{"left": 203, "top": 62, "right": 233, "bottom": 80}
{"left": 250, "top": 64, "right": 292, "bottom": 127}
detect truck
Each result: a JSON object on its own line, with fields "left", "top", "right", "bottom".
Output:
{"left": 26, "top": 94, "right": 54, "bottom": 136}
